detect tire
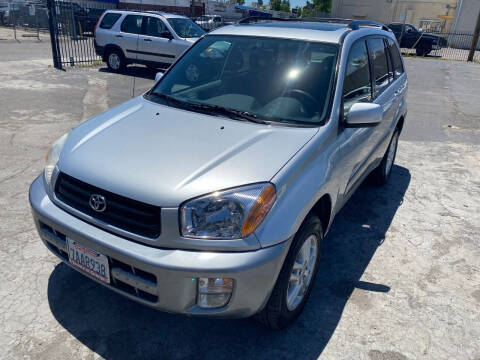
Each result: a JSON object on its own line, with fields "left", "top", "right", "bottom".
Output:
{"left": 106, "top": 48, "right": 125, "bottom": 72}
{"left": 371, "top": 129, "right": 399, "bottom": 185}
{"left": 256, "top": 214, "right": 323, "bottom": 330}
{"left": 415, "top": 46, "right": 431, "bottom": 57}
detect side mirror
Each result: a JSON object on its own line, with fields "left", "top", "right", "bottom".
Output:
{"left": 345, "top": 102, "right": 383, "bottom": 127}
{"left": 160, "top": 31, "right": 173, "bottom": 40}
{"left": 155, "top": 72, "right": 164, "bottom": 82}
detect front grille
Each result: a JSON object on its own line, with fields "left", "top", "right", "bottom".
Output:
{"left": 54, "top": 172, "right": 161, "bottom": 238}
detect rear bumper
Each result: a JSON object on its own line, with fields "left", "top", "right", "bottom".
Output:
{"left": 29, "top": 175, "right": 290, "bottom": 318}
{"left": 94, "top": 40, "right": 104, "bottom": 58}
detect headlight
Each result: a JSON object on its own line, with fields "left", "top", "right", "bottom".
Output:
{"left": 44, "top": 133, "right": 69, "bottom": 187}
{"left": 180, "top": 183, "right": 276, "bottom": 239}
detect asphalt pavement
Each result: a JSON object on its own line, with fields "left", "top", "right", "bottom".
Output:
{"left": 0, "top": 37, "right": 479, "bottom": 360}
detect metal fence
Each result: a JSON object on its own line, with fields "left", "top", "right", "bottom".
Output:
{"left": 47, "top": 0, "right": 116, "bottom": 68}
{"left": 1, "top": 1, "right": 49, "bottom": 40}
{"left": 42, "top": 0, "right": 480, "bottom": 70}
{"left": 398, "top": 30, "right": 480, "bottom": 62}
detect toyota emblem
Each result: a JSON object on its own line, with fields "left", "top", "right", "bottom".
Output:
{"left": 89, "top": 194, "right": 107, "bottom": 212}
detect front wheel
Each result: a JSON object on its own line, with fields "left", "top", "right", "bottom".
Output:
{"left": 256, "top": 214, "right": 323, "bottom": 330}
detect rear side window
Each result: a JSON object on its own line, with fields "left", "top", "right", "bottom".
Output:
{"left": 121, "top": 15, "right": 143, "bottom": 34}
{"left": 387, "top": 38, "right": 404, "bottom": 78}
{"left": 145, "top": 17, "right": 168, "bottom": 37}
{"left": 367, "top": 38, "right": 390, "bottom": 97}
{"left": 343, "top": 40, "right": 371, "bottom": 114}
{"left": 99, "top": 13, "right": 121, "bottom": 29}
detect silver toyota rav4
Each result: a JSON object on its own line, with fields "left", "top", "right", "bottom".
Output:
{"left": 30, "top": 18, "right": 407, "bottom": 329}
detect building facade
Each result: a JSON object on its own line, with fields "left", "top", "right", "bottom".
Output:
{"left": 331, "top": 0, "right": 459, "bottom": 31}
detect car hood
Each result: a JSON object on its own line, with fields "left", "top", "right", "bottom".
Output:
{"left": 184, "top": 37, "right": 200, "bottom": 43}
{"left": 58, "top": 97, "right": 318, "bottom": 206}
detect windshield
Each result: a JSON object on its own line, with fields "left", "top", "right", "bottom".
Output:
{"left": 148, "top": 35, "right": 338, "bottom": 126}
{"left": 167, "top": 18, "right": 205, "bottom": 38}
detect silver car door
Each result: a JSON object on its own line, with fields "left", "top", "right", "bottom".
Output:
{"left": 365, "top": 37, "right": 398, "bottom": 166}
{"left": 118, "top": 14, "right": 143, "bottom": 62}
{"left": 138, "top": 16, "right": 177, "bottom": 65}
{"left": 337, "top": 38, "right": 377, "bottom": 199}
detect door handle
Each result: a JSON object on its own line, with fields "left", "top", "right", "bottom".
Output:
{"left": 115, "top": 35, "right": 123, "bottom": 38}
{"left": 143, "top": 38, "right": 152, "bottom": 42}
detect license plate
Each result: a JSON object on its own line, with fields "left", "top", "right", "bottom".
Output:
{"left": 67, "top": 237, "right": 110, "bottom": 284}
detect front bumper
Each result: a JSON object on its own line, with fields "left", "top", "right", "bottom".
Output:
{"left": 29, "top": 175, "right": 290, "bottom": 318}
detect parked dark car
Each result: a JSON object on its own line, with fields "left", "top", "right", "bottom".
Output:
{"left": 56, "top": 2, "right": 103, "bottom": 36}
{"left": 388, "top": 23, "right": 447, "bottom": 56}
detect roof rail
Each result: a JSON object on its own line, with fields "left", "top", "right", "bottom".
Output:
{"left": 347, "top": 20, "right": 391, "bottom": 32}
{"left": 237, "top": 16, "right": 391, "bottom": 32}
{"left": 237, "top": 16, "right": 291, "bottom": 24}
{"left": 121, "top": 9, "right": 170, "bottom": 16}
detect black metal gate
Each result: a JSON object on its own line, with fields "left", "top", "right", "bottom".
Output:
{"left": 46, "top": 0, "right": 116, "bottom": 69}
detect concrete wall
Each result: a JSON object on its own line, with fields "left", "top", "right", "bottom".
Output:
{"left": 117, "top": 0, "right": 191, "bottom": 16}
{"left": 204, "top": 2, "right": 242, "bottom": 20}
{"left": 452, "top": 0, "right": 480, "bottom": 33}
{"left": 331, "top": 0, "right": 459, "bottom": 31}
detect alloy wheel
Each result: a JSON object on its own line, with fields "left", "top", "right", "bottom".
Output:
{"left": 286, "top": 234, "right": 318, "bottom": 311}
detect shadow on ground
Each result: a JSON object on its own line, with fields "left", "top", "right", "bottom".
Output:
{"left": 48, "top": 165, "right": 410, "bottom": 360}
{"left": 98, "top": 65, "right": 165, "bottom": 81}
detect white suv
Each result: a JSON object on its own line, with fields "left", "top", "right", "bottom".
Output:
{"left": 94, "top": 10, "right": 205, "bottom": 71}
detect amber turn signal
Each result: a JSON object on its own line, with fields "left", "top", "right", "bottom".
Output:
{"left": 241, "top": 184, "right": 276, "bottom": 237}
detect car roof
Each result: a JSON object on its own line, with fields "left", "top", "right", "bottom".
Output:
{"left": 210, "top": 20, "right": 391, "bottom": 44}
{"left": 105, "top": 9, "right": 187, "bottom": 19}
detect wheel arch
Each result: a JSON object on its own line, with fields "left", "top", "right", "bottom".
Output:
{"left": 103, "top": 44, "right": 125, "bottom": 62}
{"left": 308, "top": 193, "right": 333, "bottom": 235}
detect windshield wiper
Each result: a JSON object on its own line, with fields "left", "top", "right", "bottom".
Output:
{"left": 151, "top": 93, "right": 269, "bottom": 125}
{"left": 188, "top": 103, "right": 270, "bottom": 125}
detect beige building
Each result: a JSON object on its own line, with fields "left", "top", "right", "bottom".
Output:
{"left": 331, "top": 0, "right": 459, "bottom": 31}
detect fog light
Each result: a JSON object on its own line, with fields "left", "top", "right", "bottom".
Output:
{"left": 197, "top": 277, "right": 233, "bottom": 309}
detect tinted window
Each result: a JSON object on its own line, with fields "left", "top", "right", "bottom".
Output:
{"left": 99, "top": 13, "right": 121, "bottom": 29}
{"left": 387, "top": 38, "right": 404, "bottom": 78}
{"left": 121, "top": 15, "right": 143, "bottom": 34}
{"left": 167, "top": 18, "right": 205, "bottom": 38}
{"left": 343, "top": 40, "right": 371, "bottom": 114}
{"left": 145, "top": 17, "right": 167, "bottom": 37}
{"left": 150, "top": 35, "right": 338, "bottom": 125}
{"left": 388, "top": 24, "right": 401, "bottom": 32}
{"left": 405, "top": 24, "right": 416, "bottom": 33}
{"left": 367, "top": 38, "right": 390, "bottom": 97}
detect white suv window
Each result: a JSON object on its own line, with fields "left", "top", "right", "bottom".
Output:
{"left": 120, "top": 15, "right": 143, "bottom": 34}
{"left": 99, "top": 13, "right": 121, "bottom": 29}
{"left": 145, "top": 16, "right": 168, "bottom": 37}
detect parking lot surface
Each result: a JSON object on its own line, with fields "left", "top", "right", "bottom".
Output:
{"left": 0, "top": 40, "right": 479, "bottom": 359}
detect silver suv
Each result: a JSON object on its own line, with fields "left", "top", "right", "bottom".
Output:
{"left": 94, "top": 10, "right": 205, "bottom": 71}
{"left": 30, "top": 18, "right": 407, "bottom": 329}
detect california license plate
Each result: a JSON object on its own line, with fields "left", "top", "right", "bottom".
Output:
{"left": 67, "top": 238, "right": 110, "bottom": 284}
